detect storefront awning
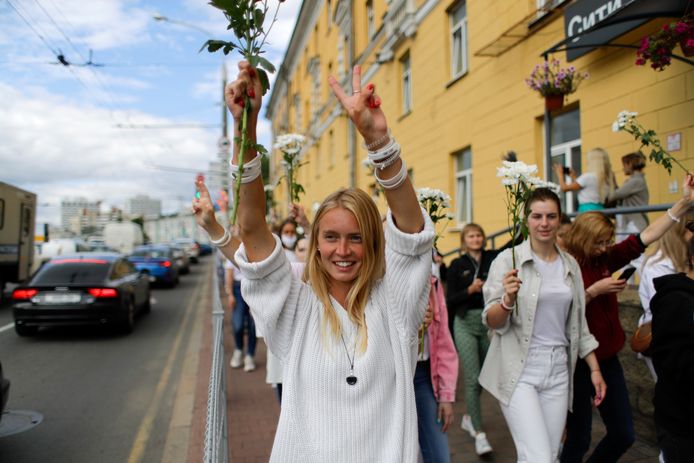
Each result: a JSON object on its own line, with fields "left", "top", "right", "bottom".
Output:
{"left": 542, "top": 0, "right": 691, "bottom": 61}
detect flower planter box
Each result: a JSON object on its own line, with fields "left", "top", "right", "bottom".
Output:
{"left": 545, "top": 94, "right": 564, "bottom": 111}
{"left": 680, "top": 38, "right": 694, "bottom": 57}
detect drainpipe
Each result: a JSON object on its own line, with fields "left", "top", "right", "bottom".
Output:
{"left": 348, "top": 0, "right": 356, "bottom": 188}
{"left": 542, "top": 54, "right": 551, "bottom": 180}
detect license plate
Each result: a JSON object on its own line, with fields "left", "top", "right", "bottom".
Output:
{"left": 149, "top": 276, "right": 156, "bottom": 282}
{"left": 44, "top": 293, "right": 82, "bottom": 304}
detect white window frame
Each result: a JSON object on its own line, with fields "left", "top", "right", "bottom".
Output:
{"left": 449, "top": 1, "right": 468, "bottom": 79}
{"left": 550, "top": 139, "right": 582, "bottom": 214}
{"left": 454, "top": 148, "right": 472, "bottom": 225}
{"left": 367, "top": 0, "right": 375, "bottom": 39}
{"left": 401, "top": 54, "right": 412, "bottom": 114}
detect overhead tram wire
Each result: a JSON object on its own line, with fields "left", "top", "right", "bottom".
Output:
{"left": 6, "top": 0, "right": 90, "bottom": 91}
{"left": 31, "top": 0, "right": 120, "bottom": 110}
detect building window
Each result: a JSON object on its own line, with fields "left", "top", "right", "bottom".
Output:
{"left": 450, "top": 1, "right": 468, "bottom": 78}
{"left": 454, "top": 148, "right": 472, "bottom": 224}
{"left": 400, "top": 53, "right": 412, "bottom": 114}
{"left": 366, "top": 0, "right": 375, "bottom": 39}
{"left": 548, "top": 109, "right": 581, "bottom": 214}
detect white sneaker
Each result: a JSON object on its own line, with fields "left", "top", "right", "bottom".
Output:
{"left": 230, "top": 349, "right": 243, "bottom": 368}
{"left": 243, "top": 355, "right": 256, "bottom": 372}
{"left": 475, "top": 432, "right": 493, "bottom": 456}
{"left": 461, "top": 414, "right": 476, "bottom": 438}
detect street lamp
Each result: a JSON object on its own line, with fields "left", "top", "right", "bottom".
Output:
{"left": 152, "top": 14, "right": 213, "bottom": 36}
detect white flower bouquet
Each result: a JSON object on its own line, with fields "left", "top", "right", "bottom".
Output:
{"left": 417, "top": 187, "right": 454, "bottom": 251}
{"left": 497, "top": 160, "right": 559, "bottom": 267}
{"left": 274, "top": 133, "right": 307, "bottom": 203}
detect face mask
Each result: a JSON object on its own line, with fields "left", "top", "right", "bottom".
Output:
{"left": 281, "top": 234, "right": 297, "bottom": 249}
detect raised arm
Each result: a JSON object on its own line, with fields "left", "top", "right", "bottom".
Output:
{"left": 639, "top": 174, "right": 694, "bottom": 246}
{"left": 328, "top": 65, "right": 423, "bottom": 233}
{"left": 224, "top": 61, "right": 275, "bottom": 261}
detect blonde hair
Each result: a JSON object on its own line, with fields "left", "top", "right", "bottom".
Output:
{"left": 643, "top": 213, "right": 692, "bottom": 273}
{"left": 564, "top": 211, "right": 615, "bottom": 263}
{"left": 460, "top": 223, "right": 486, "bottom": 252}
{"left": 585, "top": 148, "right": 616, "bottom": 200}
{"left": 303, "top": 188, "right": 385, "bottom": 351}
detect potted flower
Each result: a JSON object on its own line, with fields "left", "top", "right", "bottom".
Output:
{"left": 636, "top": 15, "right": 694, "bottom": 71}
{"left": 274, "top": 133, "right": 307, "bottom": 204}
{"left": 526, "top": 59, "right": 589, "bottom": 111}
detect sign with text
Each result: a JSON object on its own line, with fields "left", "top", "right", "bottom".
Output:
{"left": 564, "top": 0, "right": 644, "bottom": 61}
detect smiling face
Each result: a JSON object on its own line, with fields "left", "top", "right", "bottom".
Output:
{"left": 527, "top": 199, "right": 560, "bottom": 246}
{"left": 316, "top": 207, "right": 364, "bottom": 290}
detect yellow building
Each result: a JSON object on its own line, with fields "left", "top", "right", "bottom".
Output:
{"left": 266, "top": 0, "right": 694, "bottom": 254}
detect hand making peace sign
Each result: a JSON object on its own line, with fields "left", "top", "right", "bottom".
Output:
{"left": 328, "top": 65, "right": 389, "bottom": 148}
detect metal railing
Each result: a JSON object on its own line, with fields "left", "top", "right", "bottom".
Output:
{"left": 203, "top": 262, "right": 229, "bottom": 463}
{"left": 443, "top": 202, "right": 675, "bottom": 257}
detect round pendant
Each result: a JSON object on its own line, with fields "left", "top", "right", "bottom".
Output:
{"left": 346, "top": 375, "right": 357, "bottom": 385}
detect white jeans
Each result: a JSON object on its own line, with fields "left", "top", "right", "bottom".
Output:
{"left": 500, "top": 345, "right": 569, "bottom": 463}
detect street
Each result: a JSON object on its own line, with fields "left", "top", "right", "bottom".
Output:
{"left": 0, "top": 257, "right": 212, "bottom": 463}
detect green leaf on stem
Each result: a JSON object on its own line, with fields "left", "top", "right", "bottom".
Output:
{"left": 200, "top": 39, "right": 229, "bottom": 53}
{"left": 257, "top": 68, "right": 270, "bottom": 95}
{"left": 256, "top": 56, "right": 276, "bottom": 73}
{"left": 254, "top": 143, "right": 268, "bottom": 156}
{"left": 253, "top": 8, "right": 265, "bottom": 29}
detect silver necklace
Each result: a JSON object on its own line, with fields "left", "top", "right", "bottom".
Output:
{"left": 339, "top": 331, "right": 358, "bottom": 385}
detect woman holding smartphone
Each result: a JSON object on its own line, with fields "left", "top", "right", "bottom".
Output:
{"left": 561, "top": 174, "right": 694, "bottom": 463}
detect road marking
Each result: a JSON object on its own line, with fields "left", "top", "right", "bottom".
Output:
{"left": 0, "top": 322, "right": 15, "bottom": 334}
{"left": 126, "top": 264, "right": 210, "bottom": 463}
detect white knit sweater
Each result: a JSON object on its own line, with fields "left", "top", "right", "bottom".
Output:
{"left": 235, "top": 210, "right": 434, "bottom": 462}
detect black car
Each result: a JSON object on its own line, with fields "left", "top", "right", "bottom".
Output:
{"left": 0, "top": 360, "right": 9, "bottom": 421}
{"left": 12, "top": 253, "right": 150, "bottom": 335}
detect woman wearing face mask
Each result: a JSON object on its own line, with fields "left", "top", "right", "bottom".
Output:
{"left": 278, "top": 218, "right": 299, "bottom": 262}
{"left": 193, "top": 63, "right": 434, "bottom": 462}
{"left": 560, "top": 174, "right": 694, "bottom": 463}
{"left": 445, "top": 223, "right": 496, "bottom": 455}
{"left": 480, "top": 188, "right": 605, "bottom": 463}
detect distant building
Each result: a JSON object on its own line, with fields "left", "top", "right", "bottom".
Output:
{"left": 125, "top": 195, "right": 162, "bottom": 220}
{"left": 61, "top": 198, "right": 100, "bottom": 233}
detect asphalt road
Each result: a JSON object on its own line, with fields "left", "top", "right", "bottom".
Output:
{"left": 0, "top": 256, "right": 212, "bottom": 463}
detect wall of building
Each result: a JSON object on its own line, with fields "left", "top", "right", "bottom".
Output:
{"left": 266, "top": 0, "right": 694, "bottom": 255}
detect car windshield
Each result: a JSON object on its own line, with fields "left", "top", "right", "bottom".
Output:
{"left": 32, "top": 261, "right": 111, "bottom": 285}
{"left": 132, "top": 248, "right": 168, "bottom": 258}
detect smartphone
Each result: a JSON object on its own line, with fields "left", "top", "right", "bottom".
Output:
{"left": 562, "top": 166, "right": 571, "bottom": 175}
{"left": 617, "top": 267, "right": 636, "bottom": 281}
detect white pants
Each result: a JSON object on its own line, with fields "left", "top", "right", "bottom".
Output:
{"left": 500, "top": 345, "right": 569, "bottom": 463}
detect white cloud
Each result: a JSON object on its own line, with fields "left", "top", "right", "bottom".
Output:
{"left": 0, "top": 81, "right": 218, "bottom": 226}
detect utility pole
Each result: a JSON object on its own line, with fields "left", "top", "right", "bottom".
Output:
{"left": 217, "top": 63, "right": 231, "bottom": 225}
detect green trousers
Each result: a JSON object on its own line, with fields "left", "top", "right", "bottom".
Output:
{"left": 453, "top": 309, "right": 490, "bottom": 431}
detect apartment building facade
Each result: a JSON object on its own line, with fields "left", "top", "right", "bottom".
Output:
{"left": 266, "top": 0, "right": 693, "bottom": 254}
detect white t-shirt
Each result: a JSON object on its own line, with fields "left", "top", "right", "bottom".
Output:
{"left": 530, "top": 253, "right": 571, "bottom": 348}
{"left": 576, "top": 172, "right": 602, "bottom": 205}
{"left": 224, "top": 258, "right": 243, "bottom": 282}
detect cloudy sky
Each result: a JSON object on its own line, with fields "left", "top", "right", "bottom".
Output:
{"left": 0, "top": 0, "right": 300, "bottom": 228}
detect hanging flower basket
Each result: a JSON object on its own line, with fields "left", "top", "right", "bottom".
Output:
{"left": 526, "top": 59, "right": 588, "bottom": 108}
{"left": 545, "top": 94, "right": 564, "bottom": 111}
{"left": 636, "top": 15, "right": 694, "bottom": 71}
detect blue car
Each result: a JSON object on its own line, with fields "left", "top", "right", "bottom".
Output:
{"left": 128, "top": 245, "right": 179, "bottom": 287}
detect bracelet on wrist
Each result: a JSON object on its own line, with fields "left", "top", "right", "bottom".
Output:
{"left": 666, "top": 208, "right": 681, "bottom": 223}
{"left": 500, "top": 295, "right": 514, "bottom": 312}
{"left": 210, "top": 228, "right": 232, "bottom": 247}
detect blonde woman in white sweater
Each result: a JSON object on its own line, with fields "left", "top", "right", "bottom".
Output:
{"left": 193, "top": 62, "right": 435, "bottom": 462}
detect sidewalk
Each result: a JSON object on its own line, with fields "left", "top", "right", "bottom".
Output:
{"left": 226, "top": 336, "right": 659, "bottom": 462}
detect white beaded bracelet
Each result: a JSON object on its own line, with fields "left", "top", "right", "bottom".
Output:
{"left": 374, "top": 159, "right": 408, "bottom": 190}
{"left": 210, "top": 228, "right": 232, "bottom": 247}
{"left": 666, "top": 208, "right": 680, "bottom": 223}
{"left": 368, "top": 138, "right": 398, "bottom": 161}
{"left": 229, "top": 154, "right": 262, "bottom": 184}
{"left": 362, "top": 129, "right": 391, "bottom": 150}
